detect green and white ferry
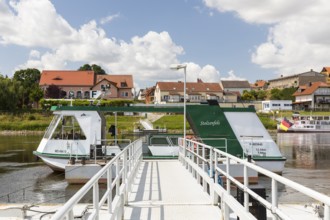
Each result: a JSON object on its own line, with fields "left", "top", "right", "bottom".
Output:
{"left": 34, "top": 102, "right": 286, "bottom": 173}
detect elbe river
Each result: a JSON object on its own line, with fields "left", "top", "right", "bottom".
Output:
{"left": 0, "top": 133, "right": 329, "bottom": 204}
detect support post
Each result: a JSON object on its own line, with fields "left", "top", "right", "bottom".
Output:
{"left": 272, "top": 179, "right": 278, "bottom": 220}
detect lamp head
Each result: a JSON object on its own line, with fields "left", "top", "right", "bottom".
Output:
{"left": 170, "top": 63, "right": 187, "bottom": 70}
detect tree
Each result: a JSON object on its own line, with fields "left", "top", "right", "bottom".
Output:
{"left": 256, "top": 90, "right": 268, "bottom": 100}
{"left": 78, "top": 64, "right": 106, "bottom": 75}
{"left": 78, "top": 64, "right": 92, "bottom": 71}
{"left": 281, "top": 87, "right": 296, "bottom": 101}
{"left": 270, "top": 88, "right": 282, "bottom": 100}
{"left": 0, "top": 76, "right": 20, "bottom": 110}
{"left": 45, "top": 84, "right": 66, "bottom": 98}
{"left": 13, "top": 68, "right": 41, "bottom": 108}
{"left": 241, "top": 90, "right": 256, "bottom": 101}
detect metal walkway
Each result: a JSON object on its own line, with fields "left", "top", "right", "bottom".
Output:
{"left": 124, "top": 160, "right": 222, "bottom": 220}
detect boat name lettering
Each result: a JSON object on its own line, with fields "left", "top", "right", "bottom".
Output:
{"left": 255, "top": 148, "right": 267, "bottom": 153}
{"left": 55, "top": 149, "right": 66, "bottom": 153}
{"left": 200, "top": 120, "right": 220, "bottom": 126}
{"left": 249, "top": 142, "right": 263, "bottom": 146}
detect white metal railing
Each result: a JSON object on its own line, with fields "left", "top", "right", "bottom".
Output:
{"left": 178, "top": 138, "right": 330, "bottom": 220}
{"left": 51, "top": 138, "right": 143, "bottom": 220}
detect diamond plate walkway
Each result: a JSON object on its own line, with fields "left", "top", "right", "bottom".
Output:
{"left": 124, "top": 160, "right": 222, "bottom": 220}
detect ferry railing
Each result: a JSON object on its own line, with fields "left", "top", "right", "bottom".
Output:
{"left": 51, "top": 138, "right": 143, "bottom": 220}
{"left": 178, "top": 138, "right": 330, "bottom": 220}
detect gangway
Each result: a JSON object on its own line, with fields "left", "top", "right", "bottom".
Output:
{"left": 51, "top": 138, "right": 330, "bottom": 220}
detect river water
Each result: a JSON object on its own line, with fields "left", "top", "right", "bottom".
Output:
{"left": 0, "top": 133, "right": 329, "bottom": 204}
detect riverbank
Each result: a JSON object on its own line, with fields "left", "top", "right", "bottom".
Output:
{"left": 0, "top": 130, "right": 45, "bottom": 136}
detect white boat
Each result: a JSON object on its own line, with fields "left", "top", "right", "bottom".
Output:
{"left": 278, "top": 113, "right": 330, "bottom": 133}
{"left": 35, "top": 103, "right": 286, "bottom": 174}
{"left": 34, "top": 110, "right": 122, "bottom": 171}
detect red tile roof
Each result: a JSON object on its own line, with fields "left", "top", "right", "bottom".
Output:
{"left": 39, "top": 70, "right": 95, "bottom": 86}
{"left": 96, "top": 75, "right": 133, "bottom": 88}
{"left": 293, "top": 81, "right": 329, "bottom": 96}
{"left": 157, "top": 82, "right": 222, "bottom": 93}
{"left": 321, "top": 67, "right": 330, "bottom": 73}
{"left": 251, "top": 80, "right": 267, "bottom": 88}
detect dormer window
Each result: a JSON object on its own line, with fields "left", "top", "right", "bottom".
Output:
{"left": 121, "top": 82, "right": 127, "bottom": 87}
{"left": 53, "top": 76, "right": 62, "bottom": 80}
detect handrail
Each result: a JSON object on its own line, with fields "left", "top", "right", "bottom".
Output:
{"left": 178, "top": 138, "right": 330, "bottom": 220}
{"left": 51, "top": 138, "right": 143, "bottom": 220}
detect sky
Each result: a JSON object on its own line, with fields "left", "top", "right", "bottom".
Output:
{"left": 0, "top": 0, "right": 330, "bottom": 91}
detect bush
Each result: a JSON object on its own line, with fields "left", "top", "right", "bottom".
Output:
{"left": 28, "top": 115, "right": 36, "bottom": 120}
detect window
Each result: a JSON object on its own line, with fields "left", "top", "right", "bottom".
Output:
{"left": 84, "top": 91, "right": 90, "bottom": 99}
{"left": 121, "top": 82, "right": 127, "bottom": 87}
{"left": 69, "top": 91, "right": 74, "bottom": 99}
{"left": 51, "top": 115, "right": 86, "bottom": 140}
{"left": 121, "top": 92, "right": 129, "bottom": 97}
{"left": 76, "top": 91, "right": 82, "bottom": 99}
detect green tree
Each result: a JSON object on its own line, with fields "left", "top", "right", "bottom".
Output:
{"left": 13, "top": 68, "right": 41, "bottom": 108}
{"left": 270, "top": 88, "right": 282, "bottom": 100}
{"left": 78, "top": 64, "right": 106, "bottom": 75}
{"left": 281, "top": 87, "right": 296, "bottom": 101}
{"left": 0, "top": 76, "right": 20, "bottom": 110}
{"left": 256, "top": 90, "right": 267, "bottom": 100}
{"left": 241, "top": 90, "right": 256, "bottom": 101}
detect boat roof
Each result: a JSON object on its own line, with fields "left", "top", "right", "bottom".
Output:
{"left": 50, "top": 103, "right": 256, "bottom": 113}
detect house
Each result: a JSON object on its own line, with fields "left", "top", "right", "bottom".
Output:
{"left": 137, "top": 89, "right": 146, "bottom": 101}
{"left": 261, "top": 100, "right": 292, "bottom": 112}
{"left": 39, "top": 70, "right": 134, "bottom": 99}
{"left": 145, "top": 86, "right": 155, "bottom": 104}
{"left": 251, "top": 80, "right": 268, "bottom": 90}
{"left": 95, "top": 75, "right": 133, "bottom": 99}
{"left": 293, "top": 81, "right": 330, "bottom": 110}
{"left": 39, "top": 70, "right": 95, "bottom": 99}
{"left": 268, "top": 69, "right": 326, "bottom": 89}
{"left": 320, "top": 67, "right": 330, "bottom": 85}
{"left": 154, "top": 81, "right": 223, "bottom": 104}
{"left": 220, "top": 80, "right": 251, "bottom": 97}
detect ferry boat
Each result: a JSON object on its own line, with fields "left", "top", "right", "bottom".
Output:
{"left": 34, "top": 103, "right": 286, "bottom": 173}
{"left": 33, "top": 110, "right": 124, "bottom": 171}
{"left": 278, "top": 113, "right": 330, "bottom": 132}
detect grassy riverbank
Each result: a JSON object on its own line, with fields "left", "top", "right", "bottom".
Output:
{"left": 1, "top": 110, "right": 329, "bottom": 134}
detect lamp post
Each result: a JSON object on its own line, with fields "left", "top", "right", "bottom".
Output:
{"left": 170, "top": 63, "right": 187, "bottom": 148}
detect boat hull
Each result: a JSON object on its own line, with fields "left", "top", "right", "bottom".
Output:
{"left": 253, "top": 159, "right": 286, "bottom": 174}
{"left": 37, "top": 155, "right": 68, "bottom": 172}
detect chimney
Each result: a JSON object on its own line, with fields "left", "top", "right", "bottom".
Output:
{"left": 197, "top": 78, "right": 203, "bottom": 83}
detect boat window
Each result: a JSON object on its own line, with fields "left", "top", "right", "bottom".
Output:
{"left": 301, "top": 121, "right": 305, "bottom": 124}
{"left": 51, "top": 115, "right": 86, "bottom": 140}
{"left": 325, "top": 116, "right": 330, "bottom": 120}
{"left": 318, "top": 116, "right": 323, "bottom": 120}
{"left": 43, "top": 115, "right": 61, "bottom": 139}
{"left": 310, "top": 121, "right": 315, "bottom": 124}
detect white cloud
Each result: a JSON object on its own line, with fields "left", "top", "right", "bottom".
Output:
{"left": 29, "top": 50, "right": 40, "bottom": 59}
{"left": 0, "top": 0, "right": 75, "bottom": 48}
{"left": 204, "top": 0, "right": 330, "bottom": 76}
{"left": 100, "top": 13, "right": 120, "bottom": 25}
{"left": 0, "top": 0, "right": 223, "bottom": 88}
{"left": 220, "top": 70, "right": 246, "bottom": 81}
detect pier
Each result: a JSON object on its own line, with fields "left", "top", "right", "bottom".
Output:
{"left": 46, "top": 137, "right": 330, "bottom": 220}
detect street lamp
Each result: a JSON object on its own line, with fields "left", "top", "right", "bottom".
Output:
{"left": 170, "top": 63, "right": 187, "bottom": 142}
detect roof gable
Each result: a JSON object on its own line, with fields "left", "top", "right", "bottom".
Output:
{"left": 221, "top": 80, "right": 251, "bottom": 88}
{"left": 157, "top": 82, "right": 222, "bottom": 93}
{"left": 293, "top": 81, "right": 329, "bottom": 96}
{"left": 39, "top": 70, "right": 95, "bottom": 86}
{"left": 96, "top": 74, "right": 133, "bottom": 88}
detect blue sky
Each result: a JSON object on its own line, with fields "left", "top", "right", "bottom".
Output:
{"left": 1, "top": 0, "right": 329, "bottom": 90}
